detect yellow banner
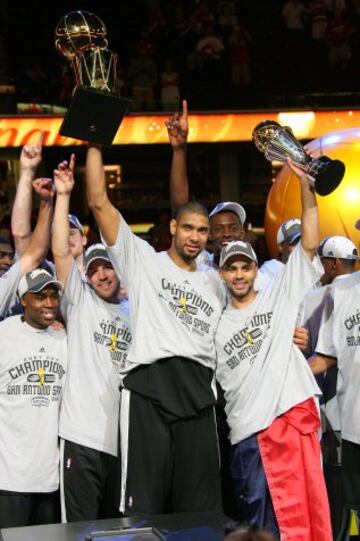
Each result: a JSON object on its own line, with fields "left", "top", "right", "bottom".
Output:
{"left": 0, "top": 110, "right": 359, "bottom": 147}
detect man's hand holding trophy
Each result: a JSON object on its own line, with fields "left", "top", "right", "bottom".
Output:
{"left": 252, "top": 120, "right": 345, "bottom": 196}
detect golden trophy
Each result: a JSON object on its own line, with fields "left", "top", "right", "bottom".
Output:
{"left": 55, "top": 11, "right": 131, "bottom": 145}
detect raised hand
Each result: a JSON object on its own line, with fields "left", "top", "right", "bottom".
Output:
{"left": 20, "top": 132, "right": 44, "bottom": 173}
{"left": 53, "top": 153, "right": 76, "bottom": 195}
{"left": 165, "top": 99, "right": 189, "bottom": 149}
{"left": 32, "top": 177, "right": 55, "bottom": 202}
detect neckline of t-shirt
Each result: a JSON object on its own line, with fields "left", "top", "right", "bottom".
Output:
{"left": 163, "top": 251, "right": 202, "bottom": 275}
{"left": 226, "top": 290, "right": 262, "bottom": 316}
{"left": 20, "top": 316, "right": 49, "bottom": 333}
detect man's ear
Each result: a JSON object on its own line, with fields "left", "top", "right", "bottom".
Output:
{"left": 169, "top": 219, "right": 177, "bottom": 237}
{"left": 20, "top": 295, "right": 26, "bottom": 308}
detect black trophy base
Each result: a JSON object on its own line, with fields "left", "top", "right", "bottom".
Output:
{"left": 59, "top": 86, "right": 131, "bottom": 146}
{"left": 314, "top": 156, "right": 345, "bottom": 196}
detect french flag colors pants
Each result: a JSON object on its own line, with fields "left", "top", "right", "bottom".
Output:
{"left": 231, "top": 398, "right": 333, "bottom": 541}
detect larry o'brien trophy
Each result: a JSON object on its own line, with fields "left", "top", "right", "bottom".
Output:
{"left": 55, "top": 11, "right": 131, "bottom": 145}
{"left": 252, "top": 120, "right": 345, "bottom": 196}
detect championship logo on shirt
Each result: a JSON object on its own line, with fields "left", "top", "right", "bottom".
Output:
{"left": 223, "top": 312, "right": 273, "bottom": 369}
{"left": 5, "top": 354, "right": 65, "bottom": 406}
{"left": 93, "top": 318, "right": 132, "bottom": 368}
{"left": 158, "top": 277, "right": 216, "bottom": 336}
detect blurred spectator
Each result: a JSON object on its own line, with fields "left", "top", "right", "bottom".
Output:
{"left": 282, "top": 0, "right": 307, "bottom": 32}
{"left": 218, "top": 1, "right": 238, "bottom": 39}
{"left": 326, "top": 11, "right": 354, "bottom": 76}
{"left": 309, "top": 0, "right": 329, "bottom": 39}
{"left": 281, "top": 0, "right": 308, "bottom": 88}
{"left": 228, "top": 24, "right": 252, "bottom": 90}
{"left": 148, "top": 210, "right": 172, "bottom": 251}
{"left": 196, "top": 24, "right": 225, "bottom": 106}
{"left": 20, "top": 62, "right": 49, "bottom": 103}
{"left": 0, "top": 235, "right": 14, "bottom": 277}
{"left": 160, "top": 58, "right": 180, "bottom": 111}
{"left": 127, "top": 47, "right": 157, "bottom": 111}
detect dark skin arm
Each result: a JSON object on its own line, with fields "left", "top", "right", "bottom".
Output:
{"left": 166, "top": 99, "right": 189, "bottom": 213}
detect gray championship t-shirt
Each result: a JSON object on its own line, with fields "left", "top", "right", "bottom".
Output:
{"left": 315, "top": 271, "right": 360, "bottom": 445}
{"left": 0, "top": 315, "right": 67, "bottom": 492}
{"left": 102, "top": 214, "right": 224, "bottom": 374}
{"left": 215, "top": 244, "right": 322, "bottom": 445}
{"left": 59, "top": 261, "right": 131, "bottom": 456}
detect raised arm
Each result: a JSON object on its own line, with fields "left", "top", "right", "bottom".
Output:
{"left": 52, "top": 154, "right": 76, "bottom": 287}
{"left": 20, "top": 178, "right": 54, "bottom": 275}
{"left": 165, "top": 99, "right": 189, "bottom": 213}
{"left": 286, "top": 158, "right": 319, "bottom": 260}
{"left": 11, "top": 132, "right": 43, "bottom": 255}
{"left": 85, "top": 145, "right": 120, "bottom": 246}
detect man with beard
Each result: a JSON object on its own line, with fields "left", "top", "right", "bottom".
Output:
{"left": 215, "top": 159, "right": 332, "bottom": 540}
{"left": 85, "top": 144, "right": 224, "bottom": 515}
{"left": 51, "top": 154, "right": 131, "bottom": 521}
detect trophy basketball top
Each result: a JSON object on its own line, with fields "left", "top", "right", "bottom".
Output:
{"left": 55, "top": 10, "right": 131, "bottom": 145}
{"left": 252, "top": 120, "right": 284, "bottom": 153}
{"left": 55, "top": 11, "right": 108, "bottom": 60}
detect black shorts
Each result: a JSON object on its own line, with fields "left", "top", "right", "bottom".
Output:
{"left": 60, "top": 440, "right": 121, "bottom": 522}
{"left": 0, "top": 490, "right": 59, "bottom": 529}
{"left": 119, "top": 388, "right": 222, "bottom": 514}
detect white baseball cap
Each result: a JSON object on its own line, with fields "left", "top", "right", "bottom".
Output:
{"left": 209, "top": 202, "right": 246, "bottom": 226}
{"left": 220, "top": 240, "right": 258, "bottom": 267}
{"left": 318, "top": 236, "right": 360, "bottom": 260}
{"left": 277, "top": 219, "right": 302, "bottom": 245}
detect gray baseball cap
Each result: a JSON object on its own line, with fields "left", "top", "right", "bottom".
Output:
{"left": 209, "top": 202, "right": 246, "bottom": 226}
{"left": 18, "top": 269, "right": 63, "bottom": 298}
{"left": 84, "top": 243, "right": 112, "bottom": 274}
{"left": 276, "top": 219, "right": 302, "bottom": 245}
{"left": 220, "top": 240, "right": 258, "bottom": 267}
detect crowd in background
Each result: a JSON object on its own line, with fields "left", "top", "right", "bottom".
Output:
{"left": 0, "top": 0, "right": 359, "bottom": 112}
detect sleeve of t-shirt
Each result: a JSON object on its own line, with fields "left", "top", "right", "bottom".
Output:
{"left": 0, "top": 261, "right": 22, "bottom": 318}
{"left": 101, "top": 212, "right": 155, "bottom": 292}
{"left": 314, "top": 289, "right": 337, "bottom": 358}
{"left": 64, "top": 260, "right": 85, "bottom": 312}
{"left": 281, "top": 243, "right": 323, "bottom": 305}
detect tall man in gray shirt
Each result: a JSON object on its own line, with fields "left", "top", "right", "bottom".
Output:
{"left": 85, "top": 145, "right": 224, "bottom": 515}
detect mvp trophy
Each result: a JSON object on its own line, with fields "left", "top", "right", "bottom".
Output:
{"left": 252, "top": 120, "right": 345, "bottom": 196}
{"left": 55, "top": 11, "right": 131, "bottom": 145}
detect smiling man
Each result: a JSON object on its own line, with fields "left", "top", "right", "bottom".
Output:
{"left": 215, "top": 160, "right": 332, "bottom": 540}
{"left": 51, "top": 155, "right": 131, "bottom": 522}
{"left": 0, "top": 269, "right": 67, "bottom": 529}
